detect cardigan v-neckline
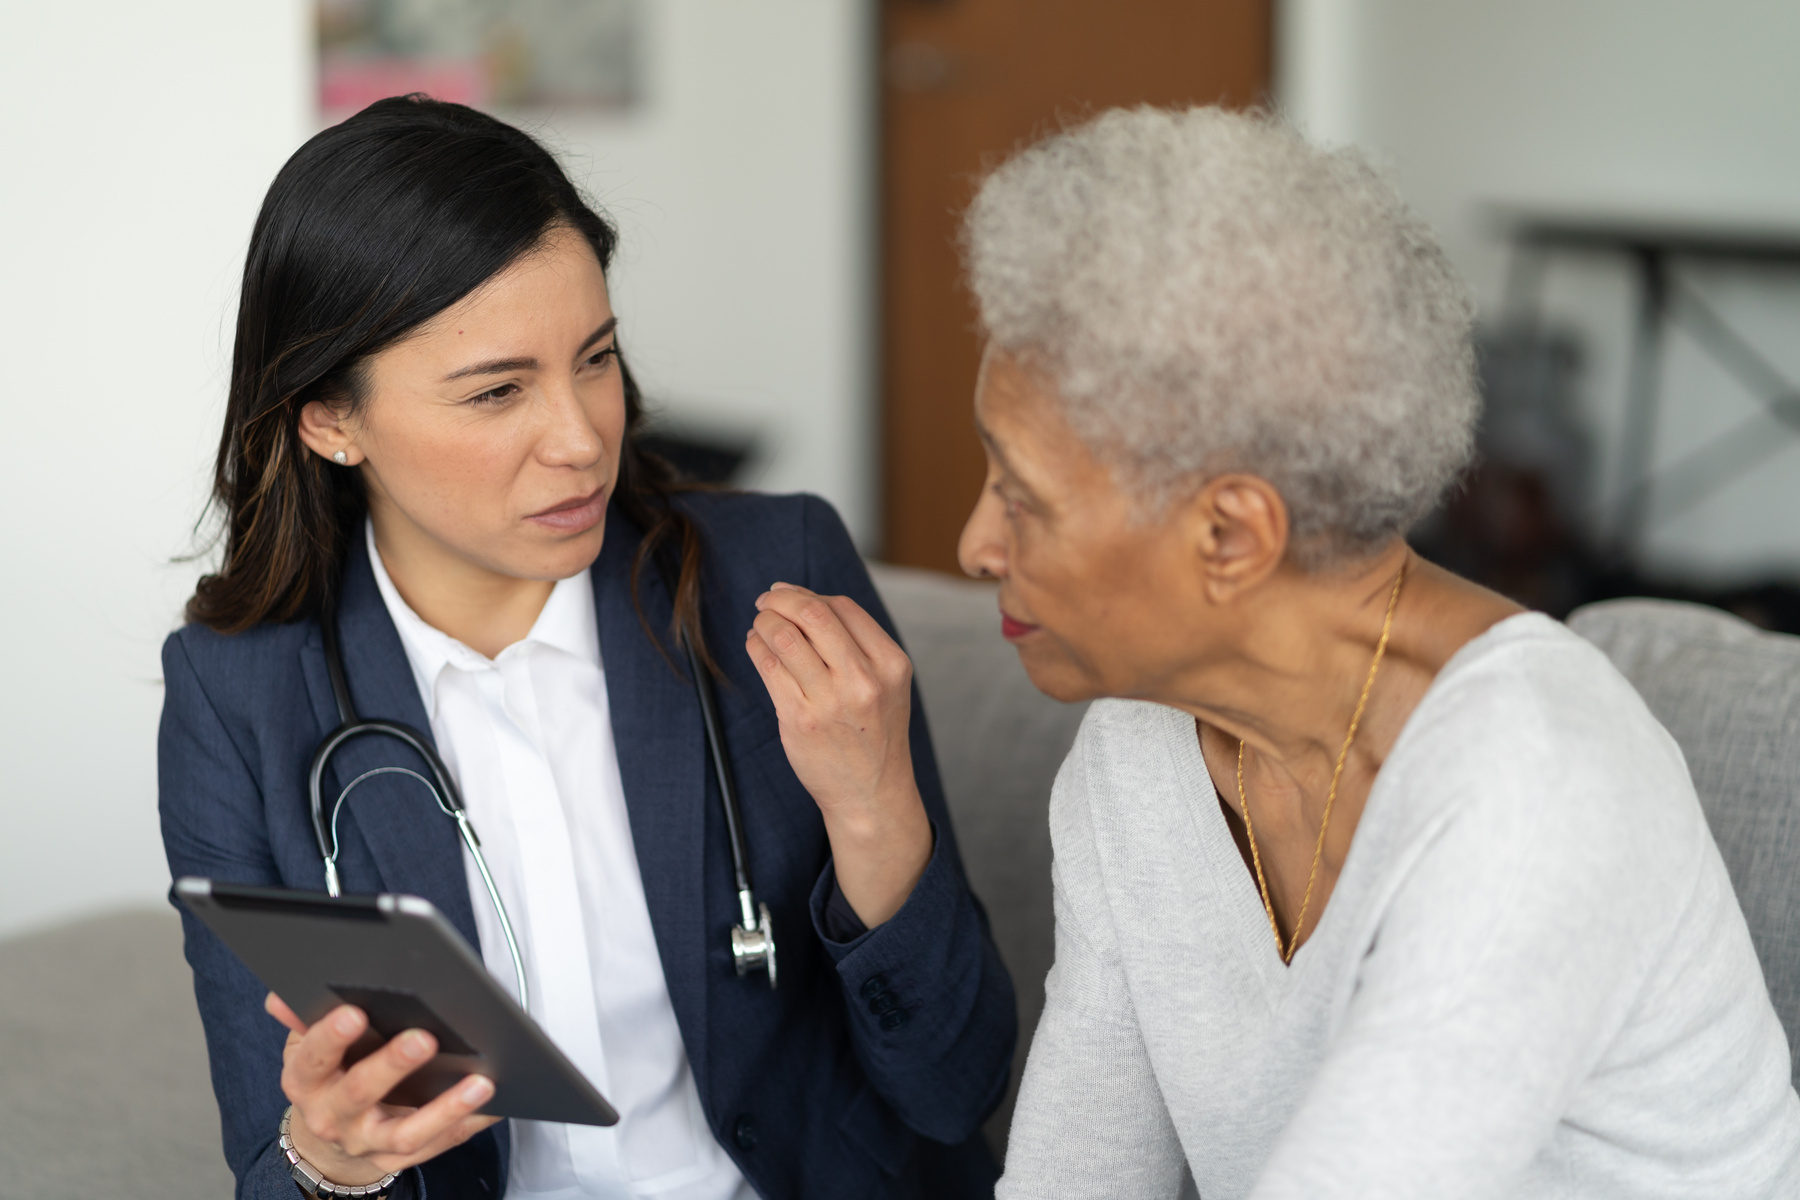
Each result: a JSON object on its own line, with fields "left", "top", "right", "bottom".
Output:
{"left": 1170, "top": 711, "right": 1387, "bottom": 1005}
{"left": 1163, "top": 614, "right": 1550, "bottom": 1002}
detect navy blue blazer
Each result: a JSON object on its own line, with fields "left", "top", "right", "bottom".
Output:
{"left": 159, "top": 492, "right": 1016, "bottom": 1200}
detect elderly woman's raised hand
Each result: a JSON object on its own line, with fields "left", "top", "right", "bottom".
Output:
{"left": 746, "top": 583, "right": 933, "bottom": 927}
{"left": 265, "top": 993, "right": 499, "bottom": 1189}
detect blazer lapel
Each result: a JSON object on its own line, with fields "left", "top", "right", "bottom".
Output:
{"left": 592, "top": 507, "right": 712, "bottom": 1091}
{"left": 297, "top": 534, "right": 481, "bottom": 949}
{"left": 299, "top": 534, "right": 511, "bottom": 1182}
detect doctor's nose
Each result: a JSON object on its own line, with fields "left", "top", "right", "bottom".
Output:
{"left": 536, "top": 384, "right": 607, "bottom": 471}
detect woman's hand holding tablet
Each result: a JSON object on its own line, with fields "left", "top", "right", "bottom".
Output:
{"left": 177, "top": 878, "right": 618, "bottom": 1193}
{"left": 266, "top": 993, "right": 499, "bottom": 1189}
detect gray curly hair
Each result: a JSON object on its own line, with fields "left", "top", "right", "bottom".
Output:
{"left": 962, "top": 106, "right": 1478, "bottom": 568}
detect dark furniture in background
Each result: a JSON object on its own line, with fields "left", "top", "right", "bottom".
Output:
{"left": 1416, "top": 211, "right": 1800, "bottom": 633}
{"left": 638, "top": 427, "right": 757, "bottom": 485}
{"left": 1499, "top": 212, "right": 1800, "bottom": 564}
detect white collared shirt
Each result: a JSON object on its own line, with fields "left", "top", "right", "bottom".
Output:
{"left": 367, "top": 523, "right": 752, "bottom": 1200}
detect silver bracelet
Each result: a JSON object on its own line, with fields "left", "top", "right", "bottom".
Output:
{"left": 279, "top": 1105, "right": 400, "bottom": 1199}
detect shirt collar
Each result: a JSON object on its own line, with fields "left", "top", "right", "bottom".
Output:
{"left": 364, "top": 519, "right": 600, "bottom": 720}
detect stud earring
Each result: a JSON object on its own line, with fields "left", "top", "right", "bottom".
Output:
{"left": 332, "top": 450, "right": 349, "bottom": 465}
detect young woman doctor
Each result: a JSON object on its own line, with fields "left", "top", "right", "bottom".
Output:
{"left": 158, "top": 96, "right": 1014, "bottom": 1200}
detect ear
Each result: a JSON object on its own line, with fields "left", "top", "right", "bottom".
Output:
{"left": 1183, "top": 473, "right": 1290, "bottom": 603}
{"left": 296, "top": 398, "right": 361, "bottom": 466}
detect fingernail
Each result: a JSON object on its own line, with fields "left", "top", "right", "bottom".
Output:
{"left": 754, "top": 595, "right": 767, "bottom": 610}
{"left": 401, "top": 1030, "right": 432, "bottom": 1061}
{"left": 462, "top": 1076, "right": 494, "bottom": 1104}
{"left": 333, "top": 1009, "right": 361, "bottom": 1036}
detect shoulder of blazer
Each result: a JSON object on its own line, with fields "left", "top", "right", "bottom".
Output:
{"left": 670, "top": 488, "right": 808, "bottom": 541}
{"left": 165, "top": 616, "right": 316, "bottom": 694}
{"left": 668, "top": 489, "right": 852, "bottom": 580}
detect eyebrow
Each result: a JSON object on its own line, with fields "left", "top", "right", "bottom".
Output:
{"left": 441, "top": 316, "right": 619, "bottom": 382}
{"left": 974, "top": 417, "right": 1013, "bottom": 475}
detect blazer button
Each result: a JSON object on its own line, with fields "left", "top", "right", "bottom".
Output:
{"left": 733, "top": 1113, "right": 759, "bottom": 1151}
{"left": 879, "top": 1008, "right": 910, "bottom": 1031}
{"left": 859, "top": 974, "right": 887, "bottom": 1001}
{"left": 867, "top": 990, "right": 900, "bottom": 1016}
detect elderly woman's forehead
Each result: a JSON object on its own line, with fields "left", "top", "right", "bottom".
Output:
{"left": 978, "top": 345, "right": 1028, "bottom": 390}
{"left": 976, "top": 350, "right": 1051, "bottom": 425}
{"left": 977, "top": 352, "right": 1100, "bottom": 472}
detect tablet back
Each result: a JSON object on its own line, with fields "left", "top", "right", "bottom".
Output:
{"left": 176, "top": 878, "right": 617, "bottom": 1127}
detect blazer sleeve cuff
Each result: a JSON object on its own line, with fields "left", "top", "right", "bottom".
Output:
{"left": 808, "top": 821, "right": 964, "bottom": 1033}
{"left": 816, "top": 872, "right": 871, "bottom": 944}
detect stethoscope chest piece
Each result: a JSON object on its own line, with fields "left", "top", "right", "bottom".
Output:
{"left": 681, "top": 625, "right": 778, "bottom": 992}
{"left": 731, "top": 898, "right": 777, "bottom": 989}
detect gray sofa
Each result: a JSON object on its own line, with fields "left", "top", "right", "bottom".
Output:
{"left": 3, "top": 574, "right": 1795, "bottom": 1198}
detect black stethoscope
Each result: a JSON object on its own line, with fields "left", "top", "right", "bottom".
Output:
{"left": 307, "top": 592, "right": 778, "bottom": 1015}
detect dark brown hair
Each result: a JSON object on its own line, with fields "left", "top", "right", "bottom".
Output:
{"left": 189, "top": 95, "right": 709, "bottom": 668}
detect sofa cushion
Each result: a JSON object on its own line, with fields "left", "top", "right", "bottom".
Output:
{"left": 0, "top": 907, "right": 232, "bottom": 1196}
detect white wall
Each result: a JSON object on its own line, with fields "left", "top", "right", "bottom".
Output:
{"left": 0, "top": 2, "right": 872, "bottom": 938}
{"left": 0, "top": 1, "right": 312, "bottom": 939}
{"left": 1279, "top": 0, "right": 1800, "bottom": 581}
{"left": 539, "top": 1, "right": 877, "bottom": 545}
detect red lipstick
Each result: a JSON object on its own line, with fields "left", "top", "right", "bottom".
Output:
{"left": 526, "top": 485, "right": 607, "bottom": 534}
{"left": 1001, "top": 613, "right": 1038, "bottom": 640}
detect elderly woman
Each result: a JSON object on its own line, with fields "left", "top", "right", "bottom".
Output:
{"left": 921, "top": 107, "right": 1800, "bottom": 1197}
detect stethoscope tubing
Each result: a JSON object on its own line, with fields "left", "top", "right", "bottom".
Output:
{"left": 306, "top": 576, "right": 777, "bottom": 1021}
{"left": 685, "top": 636, "right": 758, "bottom": 927}
{"left": 310, "top": 612, "right": 533, "bottom": 1013}
{"left": 314, "top": 757, "right": 531, "bottom": 1016}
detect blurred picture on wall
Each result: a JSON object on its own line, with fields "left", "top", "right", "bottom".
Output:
{"left": 318, "top": 0, "right": 642, "bottom": 114}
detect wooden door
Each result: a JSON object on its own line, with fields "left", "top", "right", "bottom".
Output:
{"left": 880, "top": 0, "right": 1273, "bottom": 571}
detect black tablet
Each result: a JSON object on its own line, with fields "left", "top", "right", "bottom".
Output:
{"left": 176, "top": 877, "right": 617, "bottom": 1127}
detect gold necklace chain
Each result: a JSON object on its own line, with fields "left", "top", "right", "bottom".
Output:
{"left": 1237, "top": 559, "right": 1406, "bottom": 964}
